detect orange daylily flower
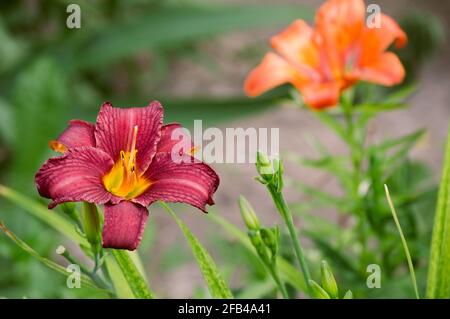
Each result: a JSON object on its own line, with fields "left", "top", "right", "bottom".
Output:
{"left": 244, "top": 0, "right": 407, "bottom": 109}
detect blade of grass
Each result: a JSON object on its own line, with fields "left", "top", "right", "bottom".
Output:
{"left": 384, "top": 184, "right": 420, "bottom": 299}
{"left": 426, "top": 125, "right": 450, "bottom": 299}
{"left": 160, "top": 202, "right": 233, "bottom": 298}
{"left": 104, "top": 254, "right": 135, "bottom": 299}
{"left": 111, "top": 250, "right": 154, "bottom": 299}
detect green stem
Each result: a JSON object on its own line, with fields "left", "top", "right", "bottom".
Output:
{"left": 60, "top": 249, "right": 111, "bottom": 290}
{"left": 385, "top": 184, "right": 420, "bottom": 299}
{"left": 342, "top": 96, "right": 368, "bottom": 270}
{"left": 267, "top": 184, "right": 312, "bottom": 294}
{"left": 268, "top": 264, "right": 289, "bottom": 298}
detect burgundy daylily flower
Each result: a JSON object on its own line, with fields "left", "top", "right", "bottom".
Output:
{"left": 35, "top": 101, "right": 219, "bottom": 251}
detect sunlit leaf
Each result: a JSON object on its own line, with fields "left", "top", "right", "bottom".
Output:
{"left": 427, "top": 125, "right": 450, "bottom": 299}
{"left": 111, "top": 250, "right": 154, "bottom": 299}
{"left": 161, "top": 202, "right": 233, "bottom": 298}
{"left": 104, "top": 253, "right": 137, "bottom": 299}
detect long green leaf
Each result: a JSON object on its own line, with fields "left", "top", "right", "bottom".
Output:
{"left": 208, "top": 212, "right": 307, "bottom": 293}
{"left": 0, "top": 220, "right": 99, "bottom": 290}
{"left": 111, "top": 250, "right": 154, "bottom": 299}
{"left": 0, "top": 185, "right": 87, "bottom": 245}
{"left": 160, "top": 202, "right": 233, "bottom": 298}
{"left": 357, "top": 103, "right": 408, "bottom": 113}
{"left": 427, "top": 125, "right": 450, "bottom": 298}
{"left": 384, "top": 185, "right": 420, "bottom": 299}
{"left": 104, "top": 253, "right": 136, "bottom": 299}
{"left": 372, "top": 129, "right": 426, "bottom": 153}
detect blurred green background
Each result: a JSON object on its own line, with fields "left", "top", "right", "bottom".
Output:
{"left": 0, "top": 0, "right": 447, "bottom": 298}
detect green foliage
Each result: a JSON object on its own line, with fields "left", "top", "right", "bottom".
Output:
{"left": 0, "top": 185, "right": 86, "bottom": 245}
{"left": 160, "top": 202, "right": 233, "bottom": 299}
{"left": 73, "top": 5, "right": 314, "bottom": 70}
{"left": 289, "top": 85, "right": 437, "bottom": 298}
{"left": 385, "top": 184, "right": 420, "bottom": 299}
{"left": 0, "top": 0, "right": 446, "bottom": 299}
{"left": 0, "top": 221, "right": 99, "bottom": 290}
{"left": 427, "top": 125, "right": 450, "bottom": 299}
{"left": 111, "top": 250, "right": 154, "bottom": 299}
{"left": 104, "top": 253, "right": 135, "bottom": 299}
{"left": 208, "top": 212, "right": 307, "bottom": 294}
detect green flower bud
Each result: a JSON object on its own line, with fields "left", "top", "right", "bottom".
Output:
{"left": 238, "top": 196, "right": 260, "bottom": 231}
{"left": 249, "top": 230, "right": 270, "bottom": 264}
{"left": 343, "top": 290, "right": 353, "bottom": 299}
{"left": 321, "top": 260, "right": 339, "bottom": 299}
{"left": 81, "top": 202, "right": 101, "bottom": 255}
{"left": 256, "top": 151, "right": 274, "bottom": 180}
{"left": 260, "top": 227, "right": 279, "bottom": 259}
{"left": 273, "top": 158, "right": 284, "bottom": 192}
{"left": 308, "top": 280, "right": 331, "bottom": 299}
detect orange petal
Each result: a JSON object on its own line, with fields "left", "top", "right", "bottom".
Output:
{"left": 297, "top": 81, "right": 341, "bottom": 110}
{"left": 270, "top": 20, "right": 321, "bottom": 78}
{"left": 359, "top": 14, "right": 407, "bottom": 65}
{"left": 316, "top": 0, "right": 365, "bottom": 71}
{"left": 354, "top": 52, "right": 405, "bottom": 86}
{"left": 244, "top": 52, "right": 302, "bottom": 97}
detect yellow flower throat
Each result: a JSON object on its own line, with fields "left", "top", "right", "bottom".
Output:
{"left": 102, "top": 126, "right": 151, "bottom": 199}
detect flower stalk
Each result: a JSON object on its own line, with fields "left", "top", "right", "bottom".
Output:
{"left": 239, "top": 196, "right": 289, "bottom": 298}
{"left": 256, "top": 151, "right": 312, "bottom": 295}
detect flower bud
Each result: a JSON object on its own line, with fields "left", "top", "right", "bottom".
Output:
{"left": 256, "top": 151, "right": 274, "bottom": 180}
{"left": 321, "top": 260, "right": 339, "bottom": 299}
{"left": 81, "top": 202, "right": 101, "bottom": 254}
{"left": 308, "top": 279, "right": 331, "bottom": 299}
{"left": 248, "top": 230, "right": 270, "bottom": 264}
{"left": 260, "top": 227, "right": 279, "bottom": 259}
{"left": 273, "top": 158, "right": 284, "bottom": 192}
{"left": 238, "top": 196, "right": 260, "bottom": 231}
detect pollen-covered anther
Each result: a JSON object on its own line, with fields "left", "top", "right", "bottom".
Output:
{"left": 102, "top": 125, "right": 151, "bottom": 199}
{"left": 49, "top": 140, "right": 68, "bottom": 153}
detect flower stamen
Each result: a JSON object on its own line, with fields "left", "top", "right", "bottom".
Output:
{"left": 103, "top": 125, "right": 151, "bottom": 199}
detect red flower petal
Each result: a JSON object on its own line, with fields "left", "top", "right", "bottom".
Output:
{"left": 102, "top": 201, "right": 149, "bottom": 251}
{"left": 94, "top": 101, "right": 163, "bottom": 174}
{"left": 132, "top": 153, "right": 219, "bottom": 212}
{"left": 157, "top": 123, "right": 194, "bottom": 155}
{"left": 50, "top": 120, "right": 95, "bottom": 152}
{"left": 35, "top": 147, "right": 115, "bottom": 208}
